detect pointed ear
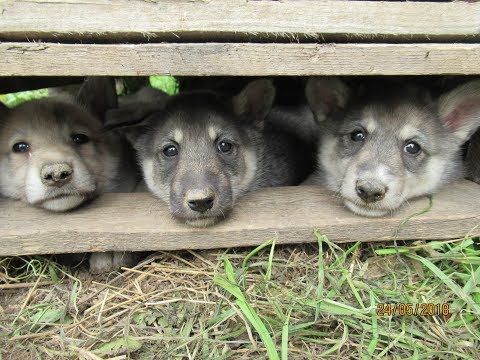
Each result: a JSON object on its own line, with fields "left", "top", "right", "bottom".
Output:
{"left": 231, "top": 79, "right": 275, "bottom": 128}
{"left": 438, "top": 80, "right": 480, "bottom": 145}
{"left": 305, "top": 77, "right": 349, "bottom": 123}
{"left": 107, "top": 120, "right": 151, "bottom": 151}
{"left": 121, "top": 124, "right": 150, "bottom": 150}
{"left": 77, "top": 77, "right": 118, "bottom": 122}
{"left": 104, "top": 86, "right": 169, "bottom": 129}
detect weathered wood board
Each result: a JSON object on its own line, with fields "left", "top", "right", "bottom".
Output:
{"left": 1, "top": 0, "right": 479, "bottom": 43}
{"left": 1, "top": 181, "right": 479, "bottom": 257}
{"left": 2, "top": 43, "right": 480, "bottom": 76}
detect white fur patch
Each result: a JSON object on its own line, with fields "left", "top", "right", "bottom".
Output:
{"left": 208, "top": 126, "right": 217, "bottom": 141}
{"left": 186, "top": 217, "right": 219, "bottom": 228}
{"left": 22, "top": 146, "right": 97, "bottom": 208}
{"left": 319, "top": 137, "right": 344, "bottom": 191}
{"left": 399, "top": 124, "right": 420, "bottom": 141}
{"left": 344, "top": 200, "right": 390, "bottom": 217}
{"left": 141, "top": 157, "right": 170, "bottom": 203}
{"left": 41, "top": 195, "right": 86, "bottom": 211}
{"left": 404, "top": 155, "right": 450, "bottom": 199}
{"left": 233, "top": 150, "right": 257, "bottom": 199}
{"left": 173, "top": 129, "right": 183, "bottom": 144}
{"left": 142, "top": 158, "right": 158, "bottom": 195}
{"left": 363, "top": 116, "right": 378, "bottom": 134}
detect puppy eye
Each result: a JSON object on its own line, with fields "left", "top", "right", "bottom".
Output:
{"left": 71, "top": 133, "right": 90, "bottom": 145}
{"left": 217, "top": 140, "right": 233, "bottom": 153}
{"left": 404, "top": 141, "right": 421, "bottom": 155}
{"left": 163, "top": 145, "right": 178, "bottom": 157}
{"left": 350, "top": 130, "right": 365, "bottom": 142}
{"left": 12, "top": 142, "right": 30, "bottom": 153}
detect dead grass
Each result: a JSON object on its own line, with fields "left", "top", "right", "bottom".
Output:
{"left": 1, "top": 233, "right": 479, "bottom": 359}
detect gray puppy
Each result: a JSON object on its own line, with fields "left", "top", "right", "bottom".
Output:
{"left": 112, "top": 80, "right": 313, "bottom": 227}
{"left": 0, "top": 78, "right": 138, "bottom": 272}
{"left": 305, "top": 77, "right": 480, "bottom": 217}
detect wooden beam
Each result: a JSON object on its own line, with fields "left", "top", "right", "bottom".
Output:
{"left": 1, "top": 0, "right": 479, "bottom": 43}
{"left": 1, "top": 181, "right": 479, "bottom": 257}
{"left": 2, "top": 43, "right": 480, "bottom": 76}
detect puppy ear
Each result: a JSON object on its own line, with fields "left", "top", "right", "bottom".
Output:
{"left": 77, "top": 77, "right": 118, "bottom": 122}
{"left": 231, "top": 79, "right": 275, "bottom": 128}
{"left": 123, "top": 125, "right": 150, "bottom": 150}
{"left": 104, "top": 86, "right": 169, "bottom": 130}
{"left": 110, "top": 120, "right": 152, "bottom": 151}
{"left": 438, "top": 79, "right": 480, "bottom": 145}
{"left": 305, "top": 77, "right": 349, "bottom": 123}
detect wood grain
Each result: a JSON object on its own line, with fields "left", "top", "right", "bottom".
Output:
{"left": 1, "top": 0, "right": 479, "bottom": 43}
{"left": 2, "top": 43, "right": 480, "bottom": 76}
{"left": 0, "top": 181, "right": 479, "bottom": 256}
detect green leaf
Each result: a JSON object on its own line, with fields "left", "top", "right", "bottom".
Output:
{"left": 149, "top": 76, "right": 179, "bottom": 95}
{"left": 29, "top": 306, "right": 66, "bottom": 332}
{"left": 94, "top": 337, "right": 142, "bottom": 356}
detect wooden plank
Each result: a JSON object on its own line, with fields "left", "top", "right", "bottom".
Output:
{"left": 0, "top": 181, "right": 479, "bottom": 257}
{"left": 2, "top": 42, "right": 480, "bottom": 76}
{"left": 1, "top": 0, "right": 479, "bottom": 43}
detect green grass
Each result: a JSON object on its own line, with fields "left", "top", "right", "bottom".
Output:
{"left": 0, "top": 78, "right": 479, "bottom": 358}
{"left": 0, "top": 76, "right": 178, "bottom": 109}
{"left": 1, "top": 235, "right": 479, "bottom": 359}
{"left": 149, "top": 76, "right": 179, "bottom": 95}
{"left": 0, "top": 88, "right": 49, "bottom": 108}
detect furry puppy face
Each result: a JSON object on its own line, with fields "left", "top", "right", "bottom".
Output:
{"left": 306, "top": 78, "right": 480, "bottom": 217}
{"left": 107, "top": 80, "right": 274, "bottom": 227}
{"left": 0, "top": 80, "right": 120, "bottom": 211}
{"left": 115, "top": 80, "right": 275, "bottom": 227}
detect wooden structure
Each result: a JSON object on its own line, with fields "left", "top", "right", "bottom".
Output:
{"left": 1, "top": 0, "right": 480, "bottom": 255}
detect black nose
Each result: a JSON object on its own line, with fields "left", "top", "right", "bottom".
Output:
{"left": 356, "top": 180, "right": 387, "bottom": 203}
{"left": 41, "top": 163, "right": 73, "bottom": 187}
{"left": 188, "top": 197, "right": 214, "bottom": 213}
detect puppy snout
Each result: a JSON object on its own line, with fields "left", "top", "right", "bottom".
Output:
{"left": 41, "top": 163, "right": 73, "bottom": 187}
{"left": 186, "top": 189, "right": 215, "bottom": 213}
{"left": 356, "top": 180, "right": 387, "bottom": 203}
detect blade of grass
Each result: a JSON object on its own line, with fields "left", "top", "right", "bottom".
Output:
{"left": 406, "top": 253, "right": 480, "bottom": 314}
{"left": 265, "top": 239, "right": 276, "bottom": 282}
{"left": 314, "top": 229, "right": 325, "bottom": 320}
{"left": 281, "top": 309, "right": 292, "bottom": 360}
{"left": 367, "top": 290, "right": 379, "bottom": 357}
{"left": 321, "top": 234, "right": 366, "bottom": 309}
{"left": 394, "top": 195, "right": 433, "bottom": 237}
{"left": 320, "top": 322, "right": 348, "bottom": 356}
{"left": 215, "top": 257, "right": 280, "bottom": 360}
{"left": 329, "top": 241, "right": 361, "bottom": 269}
{"left": 375, "top": 248, "right": 410, "bottom": 255}
{"left": 242, "top": 239, "right": 274, "bottom": 269}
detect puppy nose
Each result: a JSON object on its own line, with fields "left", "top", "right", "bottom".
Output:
{"left": 356, "top": 180, "right": 387, "bottom": 203}
{"left": 188, "top": 197, "right": 214, "bottom": 213}
{"left": 41, "top": 163, "right": 73, "bottom": 187}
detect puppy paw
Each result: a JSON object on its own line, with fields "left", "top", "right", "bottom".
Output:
{"left": 89, "top": 252, "right": 137, "bottom": 273}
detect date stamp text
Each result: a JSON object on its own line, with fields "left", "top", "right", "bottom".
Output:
{"left": 377, "top": 303, "right": 450, "bottom": 316}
